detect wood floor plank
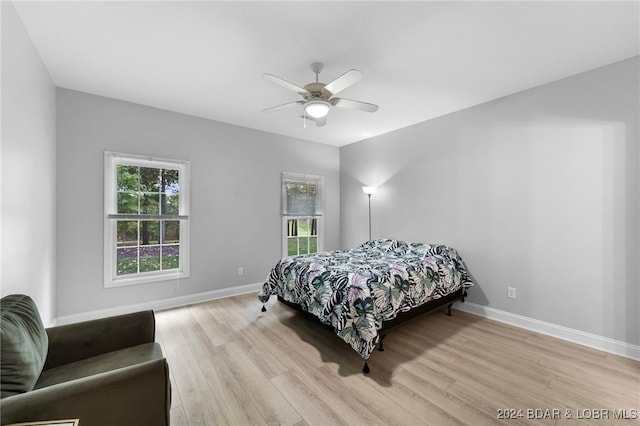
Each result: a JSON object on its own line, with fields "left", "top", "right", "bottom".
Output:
{"left": 317, "top": 364, "right": 427, "bottom": 425}
{"left": 393, "top": 369, "right": 503, "bottom": 426}
{"left": 169, "top": 403, "right": 190, "bottom": 426}
{"left": 271, "top": 370, "right": 347, "bottom": 425}
{"left": 163, "top": 341, "right": 227, "bottom": 425}
{"left": 357, "top": 370, "right": 466, "bottom": 426}
{"left": 197, "top": 353, "right": 269, "bottom": 425}
{"left": 154, "top": 293, "right": 640, "bottom": 426}
{"left": 217, "top": 341, "right": 303, "bottom": 425}
{"left": 292, "top": 365, "right": 400, "bottom": 426}
{"left": 155, "top": 306, "right": 190, "bottom": 351}
{"left": 233, "top": 323, "right": 292, "bottom": 380}
{"left": 190, "top": 302, "right": 239, "bottom": 348}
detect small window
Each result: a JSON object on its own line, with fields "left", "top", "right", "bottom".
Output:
{"left": 104, "top": 152, "right": 190, "bottom": 287}
{"left": 282, "top": 172, "right": 323, "bottom": 257}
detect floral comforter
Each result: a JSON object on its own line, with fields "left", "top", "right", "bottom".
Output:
{"left": 259, "top": 239, "right": 474, "bottom": 359}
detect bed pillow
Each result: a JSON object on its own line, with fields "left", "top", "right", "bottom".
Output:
{"left": 0, "top": 294, "right": 49, "bottom": 398}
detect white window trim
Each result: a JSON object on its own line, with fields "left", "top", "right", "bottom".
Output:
{"left": 281, "top": 216, "right": 324, "bottom": 258}
{"left": 281, "top": 172, "right": 324, "bottom": 258}
{"left": 104, "top": 151, "right": 190, "bottom": 288}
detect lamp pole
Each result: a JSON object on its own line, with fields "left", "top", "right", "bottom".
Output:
{"left": 367, "top": 193, "right": 372, "bottom": 241}
{"left": 362, "top": 186, "right": 376, "bottom": 241}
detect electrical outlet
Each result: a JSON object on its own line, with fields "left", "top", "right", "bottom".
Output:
{"left": 507, "top": 287, "right": 516, "bottom": 299}
{"left": 237, "top": 267, "right": 244, "bottom": 276}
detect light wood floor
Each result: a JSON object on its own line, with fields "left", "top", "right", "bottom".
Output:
{"left": 155, "top": 293, "right": 639, "bottom": 426}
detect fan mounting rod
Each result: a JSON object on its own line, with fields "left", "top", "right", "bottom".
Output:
{"left": 310, "top": 62, "right": 323, "bottom": 82}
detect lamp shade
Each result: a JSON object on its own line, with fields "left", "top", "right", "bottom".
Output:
{"left": 305, "top": 100, "right": 331, "bottom": 118}
{"left": 362, "top": 186, "right": 377, "bottom": 195}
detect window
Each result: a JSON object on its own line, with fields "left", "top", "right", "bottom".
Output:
{"left": 286, "top": 217, "right": 318, "bottom": 255}
{"left": 282, "top": 172, "right": 323, "bottom": 257}
{"left": 104, "top": 152, "right": 190, "bottom": 287}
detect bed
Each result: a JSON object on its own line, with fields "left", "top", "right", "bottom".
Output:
{"left": 258, "top": 239, "right": 474, "bottom": 373}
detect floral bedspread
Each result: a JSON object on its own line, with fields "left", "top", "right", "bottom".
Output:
{"left": 259, "top": 239, "right": 474, "bottom": 359}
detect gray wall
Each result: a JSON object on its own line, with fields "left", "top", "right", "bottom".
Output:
{"left": 56, "top": 89, "right": 340, "bottom": 317}
{"left": 340, "top": 57, "right": 639, "bottom": 346}
{"left": 1, "top": 2, "right": 57, "bottom": 325}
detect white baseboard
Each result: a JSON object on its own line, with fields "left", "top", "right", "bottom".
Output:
{"left": 55, "top": 287, "right": 639, "bottom": 362}
{"left": 54, "top": 282, "right": 263, "bottom": 326}
{"left": 454, "top": 301, "right": 640, "bottom": 361}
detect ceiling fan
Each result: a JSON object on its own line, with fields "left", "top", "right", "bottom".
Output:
{"left": 261, "top": 62, "right": 378, "bottom": 127}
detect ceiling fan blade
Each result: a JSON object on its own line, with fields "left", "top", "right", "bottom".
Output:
{"left": 324, "top": 69, "right": 363, "bottom": 95}
{"left": 262, "top": 73, "right": 308, "bottom": 95}
{"left": 261, "top": 100, "right": 304, "bottom": 112}
{"left": 331, "top": 98, "right": 378, "bottom": 113}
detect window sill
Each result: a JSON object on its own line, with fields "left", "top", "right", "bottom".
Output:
{"left": 104, "top": 270, "right": 189, "bottom": 288}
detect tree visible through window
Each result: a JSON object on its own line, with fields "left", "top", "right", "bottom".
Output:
{"left": 105, "top": 152, "right": 190, "bottom": 287}
{"left": 116, "top": 166, "right": 180, "bottom": 275}
{"left": 287, "top": 217, "right": 318, "bottom": 256}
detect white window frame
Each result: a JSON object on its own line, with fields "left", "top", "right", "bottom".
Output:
{"left": 104, "top": 151, "right": 190, "bottom": 288}
{"left": 282, "top": 216, "right": 323, "bottom": 258}
{"left": 281, "top": 172, "right": 324, "bottom": 258}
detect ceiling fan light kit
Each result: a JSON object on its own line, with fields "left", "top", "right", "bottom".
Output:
{"left": 304, "top": 99, "right": 331, "bottom": 118}
{"left": 262, "top": 62, "right": 378, "bottom": 127}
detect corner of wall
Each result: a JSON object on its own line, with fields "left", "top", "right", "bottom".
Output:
{"left": 1, "top": 0, "right": 57, "bottom": 325}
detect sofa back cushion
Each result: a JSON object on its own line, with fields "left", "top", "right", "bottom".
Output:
{"left": 1, "top": 294, "right": 49, "bottom": 398}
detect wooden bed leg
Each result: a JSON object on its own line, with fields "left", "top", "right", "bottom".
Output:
{"left": 261, "top": 305, "right": 267, "bottom": 312}
{"left": 378, "top": 334, "right": 385, "bottom": 351}
{"left": 363, "top": 362, "right": 370, "bottom": 374}
{"left": 447, "top": 303, "right": 453, "bottom": 316}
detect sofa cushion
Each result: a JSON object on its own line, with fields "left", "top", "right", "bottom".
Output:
{"left": 0, "top": 294, "right": 49, "bottom": 398}
{"left": 34, "top": 342, "right": 164, "bottom": 389}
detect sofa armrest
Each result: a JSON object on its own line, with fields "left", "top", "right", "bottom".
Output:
{"left": 44, "top": 311, "right": 156, "bottom": 369}
{"left": 0, "top": 358, "right": 170, "bottom": 426}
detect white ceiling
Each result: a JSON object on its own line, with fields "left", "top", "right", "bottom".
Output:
{"left": 12, "top": 1, "right": 640, "bottom": 147}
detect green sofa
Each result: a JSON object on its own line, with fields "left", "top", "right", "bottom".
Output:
{"left": 0, "top": 294, "right": 171, "bottom": 426}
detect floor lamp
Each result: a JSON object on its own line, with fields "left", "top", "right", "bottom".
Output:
{"left": 362, "top": 186, "right": 377, "bottom": 241}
